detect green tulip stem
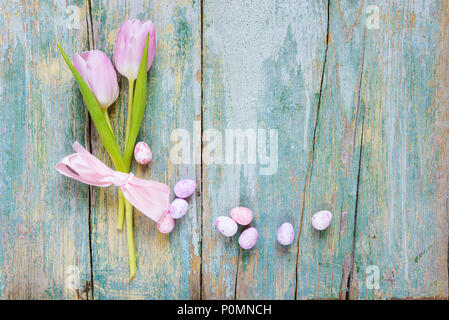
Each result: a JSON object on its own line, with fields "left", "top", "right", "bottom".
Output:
{"left": 121, "top": 35, "right": 150, "bottom": 280}
{"left": 102, "top": 108, "right": 114, "bottom": 135}
{"left": 117, "top": 79, "right": 135, "bottom": 230}
{"left": 99, "top": 108, "right": 126, "bottom": 231}
{"left": 125, "top": 200, "right": 136, "bottom": 279}
{"left": 123, "top": 35, "right": 150, "bottom": 172}
{"left": 125, "top": 79, "right": 135, "bottom": 147}
{"left": 117, "top": 191, "right": 125, "bottom": 230}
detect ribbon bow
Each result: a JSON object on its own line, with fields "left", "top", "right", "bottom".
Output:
{"left": 56, "top": 142, "right": 170, "bottom": 223}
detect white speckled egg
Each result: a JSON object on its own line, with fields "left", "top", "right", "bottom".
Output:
{"left": 134, "top": 141, "right": 152, "bottom": 165}
{"left": 230, "top": 207, "right": 253, "bottom": 226}
{"left": 169, "top": 198, "right": 189, "bottom": 219}
{"left": 238, "top": 227, "right": 258, "bottom": 250}
{"left": 276, "top": 222, "right": 294, "bottom": 245}
{"left": 215, "top": 216, "right": 238, "bottom": 237}
{"left": 174, "top": 179, "right": 197, "bottom": 198}
{"left": 312, "top": 210, "right": 332, "bottom": 230}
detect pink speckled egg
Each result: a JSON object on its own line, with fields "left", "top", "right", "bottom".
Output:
{"left": 238, "top": 227, "right": 258, "bottom": 250}
{"left": 174, "top": 179, "right": 196, "bottom": 198}
{"left": 277, "top": 223, "right": 294, "bottom": 245}
{"left": 230, "top": 207, "right": 253, "bottom": 226}
{"left": 169, "top": 198, "right": 189, "bottom": 219}
{"left": 312, "top": 210, "right": 332, "bottom": 231}
{"left": 134, "top": 141, "right": 152, "bottom": 165}
{"left": 157, "top": 212, "right": 175, "bottom": 234}
{"left": 215, "top": 216, "right": 238, "bottom": 237}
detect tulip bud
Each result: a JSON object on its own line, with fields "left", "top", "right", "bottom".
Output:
{"left": 73, "top": 50, "right": 119, "bottom": 110}
{"left": 114, "top": 19, "right": 156, "bottom": 80}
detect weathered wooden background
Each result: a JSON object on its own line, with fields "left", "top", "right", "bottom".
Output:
{"left": 0, "top": 0, "right": 448, "bottom": 299}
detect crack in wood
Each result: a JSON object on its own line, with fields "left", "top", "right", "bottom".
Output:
{"left": 339, "top": 253, "right": 353, "bottom": 299}
{"left": 85, "top": 0, "right": 95, "bottom": 301}
{"left": 346, "top": 29, "right": 367, "bottom": 300}
{"left": 198, "top": 0, "right": 205, "bottom": 300}
{"left": 234, "top": 248, "right": 241, "bottom": 300}
{"left": 294, "top": 0, "right": 331, "bottom": 300}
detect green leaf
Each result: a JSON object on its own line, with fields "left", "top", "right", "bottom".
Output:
{"left": 57, "top": 42, "right": 126, "bottom": 172}
{"left": 123, "top": 34, "right": 150, "bottom": 171}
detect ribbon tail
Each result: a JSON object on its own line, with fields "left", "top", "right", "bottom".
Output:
{"left": 120, "top": 179, "right": 170, "bottom": 223}
{"left": 55, "top": 142, "right": 117, "bottom": 187}
{"left": 55, "top": 153, "right": 98, "bottom": 185}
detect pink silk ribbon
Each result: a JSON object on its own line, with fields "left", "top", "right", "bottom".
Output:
{"left": 56, "top": 142, "right": 170, "bottom": 223}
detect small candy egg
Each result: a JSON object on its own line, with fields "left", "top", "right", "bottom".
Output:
{"left": 215, "top": 216, "right": 238, "bottom": 237}
{"left": 157, "top": 212, "right": 175, "bottom": 234}
{"left": 230, "top": 207, "right": 253, "bottom": 226}
{"left": 276, "top": 222, "right": 295, "bottom": 246}
{"left": 134, "top": 141, "right": 152, "bottom": 165}
{"left": 174, "top": 179, "right": 197, "bottom": 198}
{"left": 312, "top": 210, "right": 333, "bottom": 230}
{"left": 238, "top": 227, "right": 258, "bottom": 250}
{"left": 169, "top": 198, "right": 189, "bottom": 219}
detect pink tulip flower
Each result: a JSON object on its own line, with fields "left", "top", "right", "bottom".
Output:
{"left": 73, "top": 50, "right": 119, "bottom": 110}
{"left": 114, "top": 19, "right": 156, "bottom": 80}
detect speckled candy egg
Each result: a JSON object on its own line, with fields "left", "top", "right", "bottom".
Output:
{"left": 134, "top": 141, "right": 152, "bottom": 165}
{"left": 276, "top": 222, "right": 294, "bottom": 246}
{"left": 238, "top": 227, "right": 258, "bottom": 250}
{"left": 312, "top": 210, "right": 333, "bottom": 231}
{"left": 230, "top": 207, "right": 253, "bottom": 226}
{"left": 215, "top": 216, "right": 238, "bottom": 237}
{"left": 169, "top": 198, "right": 189, "bottom": 219}
{"left": 174, "top": 179, "right": 197, "bottom": 198}
{"left": 157, "top": 212, "right": 175, "bottom": 234}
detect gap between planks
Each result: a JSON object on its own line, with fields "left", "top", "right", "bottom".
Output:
{"left": 198, "top": 0, "right": 205, "bottom": 301}
{"left": 84, "top": 0, "right": 96, "bottom": 300}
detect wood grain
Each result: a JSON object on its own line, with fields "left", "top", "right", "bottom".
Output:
{"left": 0, "top": 0, "right": 92, "bottom": 299}
{"left": 350, "top": 0, "right": 449, "bottom": 299}
{"left": 0, "top": 0, "right": 447, "bottom": 300}
{"left": 202, "top": 0, "right": 328, "bottom": 299}
{"left": 296, "top": 0, "right": 366, "bottom": 299}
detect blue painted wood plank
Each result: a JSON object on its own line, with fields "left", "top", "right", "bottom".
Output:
{"left": 0, "top": 0, "right": 92, "bottom": 299}
{"left": 88, "top": 0, "right": 201, "bottom": 299}
{"left": 202, "top": 0, "right": 328, "bottom": 299}
{"left": 351, "top": 0, "right": 448, "bottom": 299}
{"left": 296, "top": 0, "right": 366, "bottom": 299}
